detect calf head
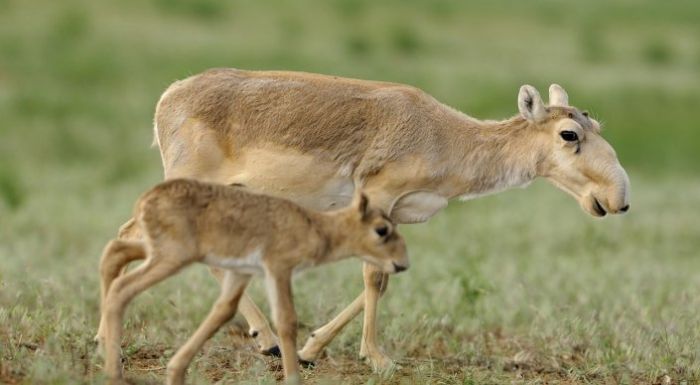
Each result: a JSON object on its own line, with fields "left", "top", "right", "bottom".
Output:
{"left": 342, "top": 193, "right": 409, "bottom": 273}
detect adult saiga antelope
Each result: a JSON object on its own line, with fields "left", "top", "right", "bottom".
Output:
{"left": 98, "top": 179, "right": 408, "bottom": 384}
{"left": 117, "top": 68, "right": 630, "bottom": 369}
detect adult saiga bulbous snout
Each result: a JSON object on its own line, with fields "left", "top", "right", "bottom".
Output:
{"left": 588, "top": 164, "right": 631, "bottom": 217}
{"left": 607, "top": 165, "right": 631, "bottom": 214}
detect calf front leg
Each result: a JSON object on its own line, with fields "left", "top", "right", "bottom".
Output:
{"left": 167, "top": 271, "right": 250, "bottom": 385}
{"left": 265, "top": 270, "right": 301, "bottom": 385}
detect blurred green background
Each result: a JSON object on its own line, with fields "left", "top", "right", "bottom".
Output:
{"left": 1, "top": 0, "right": 699, "bottom": 384}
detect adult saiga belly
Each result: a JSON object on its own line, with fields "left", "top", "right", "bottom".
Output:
{"left": 222, "top": 147, "right": 450, "bottom": 223}
{"left": 222, "top": 145, "right": 357, "bottom": 212}
{"left": 163, "top": 125, "right": 448, "bottom": 222}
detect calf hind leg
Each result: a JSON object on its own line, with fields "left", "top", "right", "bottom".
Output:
{"left": 102, "top": 255, "right": 189, "bottom": 380}
{"left": 117, "top": 217, "right": 141, "bottom": 240}
{"left": 95, "top": 217, "right": 146, "bottom": 343}
{"left": 96, "top": 239, "right": 147, "bottom": 345}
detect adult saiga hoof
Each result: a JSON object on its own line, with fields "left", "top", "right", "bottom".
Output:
{"left": 261, "top": 345, "right": 281, "bottom": 357}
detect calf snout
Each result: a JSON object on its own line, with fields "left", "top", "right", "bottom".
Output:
{"left": 392, "top": 262, "right": 409, "bottom": 273}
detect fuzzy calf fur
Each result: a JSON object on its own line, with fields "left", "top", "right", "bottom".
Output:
{"left": 96, "top": 179, "right": 408, "bottom": 385}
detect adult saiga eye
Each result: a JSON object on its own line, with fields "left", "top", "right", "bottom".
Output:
{"left": 560, "top": 131, "right": 578, "bottom": 142}
{"left": 375, "top": 226, "right": 389, "bottom": 237}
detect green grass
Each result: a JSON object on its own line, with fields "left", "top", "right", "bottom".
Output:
{"left": 1, "top": 0, "right": 699, "bottom": 383}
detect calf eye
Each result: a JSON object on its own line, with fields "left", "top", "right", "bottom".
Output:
{"left": 560, "top": 131, "right": 578, "bottom": 142}
{"left": 375, "top": 226, "right": 389, "bottom": 237}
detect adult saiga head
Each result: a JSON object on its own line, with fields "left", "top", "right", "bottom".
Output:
{"left": 518, "top": 84, "right": 630, "bottom": 216}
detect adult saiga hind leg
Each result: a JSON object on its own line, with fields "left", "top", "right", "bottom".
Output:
{"left": 207, "top": 266, "right": 281, "bottom": 356}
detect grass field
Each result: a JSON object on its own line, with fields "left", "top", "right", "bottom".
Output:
{"left": 1, "top": 0, "right": 699, "bottom": 384}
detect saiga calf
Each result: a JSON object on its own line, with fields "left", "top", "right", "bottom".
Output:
{"left": 96, "top": 179, "right": 408, "bottom": 384}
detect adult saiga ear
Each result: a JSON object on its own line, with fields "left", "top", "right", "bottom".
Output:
{"left": 548, "top": 83, "right": 569, "bottom": 106}
{"left": 518, "top": 85, "right": 547, "bottom": 122}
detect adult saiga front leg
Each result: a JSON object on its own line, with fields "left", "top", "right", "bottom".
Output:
{"left": 298, "top": 262, "right": 392, "bottom": 370}
{"left": 359, "top": 262, "right": 392, "bottom": 370}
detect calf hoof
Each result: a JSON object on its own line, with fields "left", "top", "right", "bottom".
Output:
{"left": 261, "top": 345, "right": 281, "bottom": 357}
{"left": 299, "top": 359, "right": 315, "bottom": 369}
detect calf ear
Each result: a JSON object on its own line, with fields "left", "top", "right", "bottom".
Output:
{"left": 358, "top": 193, "right": 370, "bottom": 220}
{"left": 548, "top": 83, "right": 569, "bottom": 106}
{"left": 518, "top": 85, "right": 547, "bottom": 122}
{"left": 351, "top": 191, "right": 370, "bottom": 220}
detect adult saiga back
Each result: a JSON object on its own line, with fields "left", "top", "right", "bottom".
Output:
{"left": 117, "top": 68, "right": 630, "bottom": 370}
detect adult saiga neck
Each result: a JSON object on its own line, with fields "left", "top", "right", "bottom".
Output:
{"left": 441, "top": 108, "right": 543, "bottom": 200}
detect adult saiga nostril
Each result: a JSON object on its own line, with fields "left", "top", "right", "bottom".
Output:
{"left": 620, "top": 204, "right": 630, "bottom": 212}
